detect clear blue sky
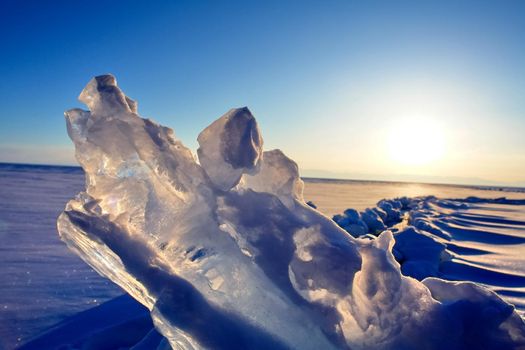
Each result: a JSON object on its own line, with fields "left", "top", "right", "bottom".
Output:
{"left": 1, "top": 0, "right": 524, "bottom": 185}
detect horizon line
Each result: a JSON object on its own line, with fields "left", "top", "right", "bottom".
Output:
{"left": 1, "top": 161, "right": 524, "bottom": 191}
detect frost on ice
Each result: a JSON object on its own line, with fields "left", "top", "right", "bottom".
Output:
{"left": 58, "top": 75, "right": 525, "bottom": 349}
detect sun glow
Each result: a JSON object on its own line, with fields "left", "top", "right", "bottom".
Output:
{"left": 387, "top": 118, "right": 446, "bottom": 166}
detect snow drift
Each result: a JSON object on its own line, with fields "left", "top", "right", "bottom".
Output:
{"left": 57, "top": 75, "right": 525, "bottom": 349}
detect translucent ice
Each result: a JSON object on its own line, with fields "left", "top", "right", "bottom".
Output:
{"left": 198, "top": 107, "right": 263, "bottom": 191}
{"left": 58, "top": 75, "right": 525, "bottom": 349}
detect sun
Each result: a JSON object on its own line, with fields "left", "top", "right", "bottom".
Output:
{"left": 386, "top": 118, "right": 446, "bottom": 167}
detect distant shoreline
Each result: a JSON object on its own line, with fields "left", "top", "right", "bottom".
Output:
{"left": 2, "top": 161, "right": 524, "bottom": 193}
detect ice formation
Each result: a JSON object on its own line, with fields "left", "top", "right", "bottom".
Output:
{"left": 332, "top": 195, "right": 525, "bottom": 290}
{"left": 58, "top": 75, "right": 525, "bottom": 349}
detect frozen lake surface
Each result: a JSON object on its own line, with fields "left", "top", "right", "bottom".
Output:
{"left": 303, "top": 177, "right": 525, "bottom": 217}
{"left": 0, "top": 164, "right": 123, "bottom": 350}
{"left": 1, "top": 163, "right": 524, "bottom": 349}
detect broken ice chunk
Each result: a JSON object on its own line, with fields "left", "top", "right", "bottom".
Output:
{"left": 79, "top": 75, "right": 135, "bottom": 116}
{"left": 361, "top": 208, "right": 386, "bottom": 235}
{"left": 241, "top": 149, "right": 304, "bottom": 209}
{"left": 197, "top": 107, "right": 263, "bottom": 191}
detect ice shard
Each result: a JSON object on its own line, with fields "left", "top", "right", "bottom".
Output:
{"left": 198, "top": 107, "right": 263, "bottom": 191}
{"left": 57, "top": 75, "right": 525, "bottom": 350}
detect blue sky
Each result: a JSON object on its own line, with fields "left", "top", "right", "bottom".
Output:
{"left": 1, "top": 0, "right": 524, "bottom": 185}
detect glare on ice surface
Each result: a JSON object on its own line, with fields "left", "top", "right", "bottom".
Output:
{"left": 57, "top": 75, "right": 525, "bottom": 350}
